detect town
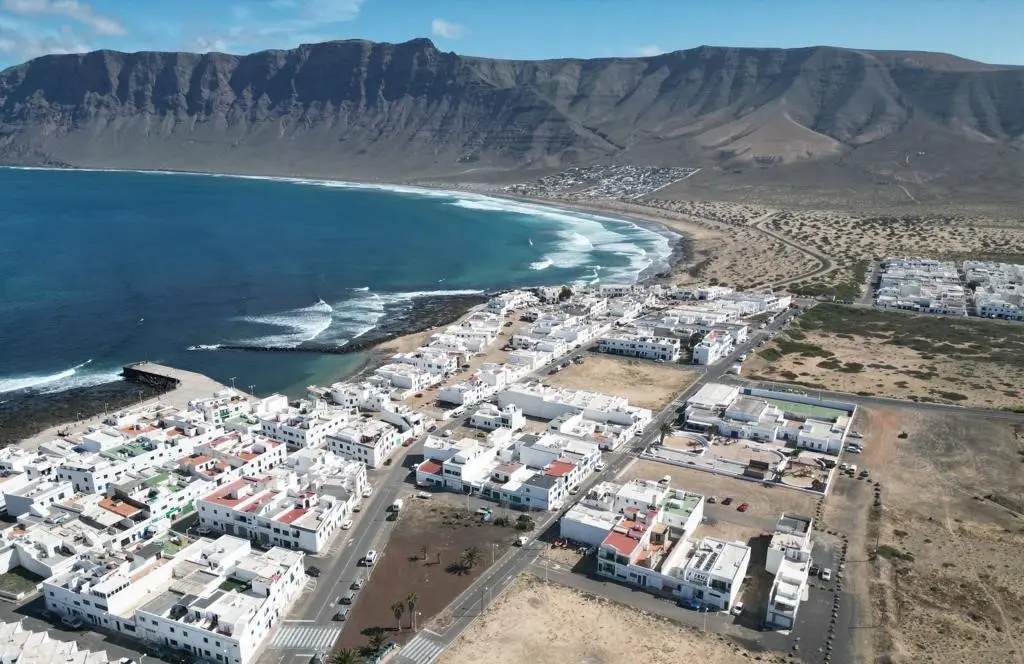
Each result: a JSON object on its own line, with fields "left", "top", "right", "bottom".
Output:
{"left": 2, "top": 282, "right": 875, "bottom": 664}
{"left": 503, "top": 164, "right": 700, "bottom": 200}
{"left": 873, "top": 257, "right": 1024, "bottom": 320}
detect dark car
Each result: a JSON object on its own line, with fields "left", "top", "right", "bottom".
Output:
{"left": 722, "top": 497, "right": 734, "bottom": 506}
{"left": 737, "top": 502, "right": 750, "bottom": 512}
{"left": 306, "top": 566, "right": 321, "bottom": 577}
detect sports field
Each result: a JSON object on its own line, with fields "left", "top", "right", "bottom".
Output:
{"left": 763, "top": 398, "right": 847, "bottom": 421}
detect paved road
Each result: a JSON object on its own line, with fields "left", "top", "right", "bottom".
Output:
{"left": 751, "top": 213, "right": 836, "bottom": 288}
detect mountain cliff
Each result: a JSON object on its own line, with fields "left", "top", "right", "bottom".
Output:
{"left": 0, "top": 38, "right": 1022, "bottom": 189}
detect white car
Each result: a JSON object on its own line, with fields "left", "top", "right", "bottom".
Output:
{"left": 362, "top": 487, "right": 373, "bottom": 498}
{"left": 340, "top": 519, "right": 353, "bottom": 530}
{"left": 363, "top": 550, "right": 378, "bottom": 566}
{"left": 594, "top": 461, "right": 606, "bottom": 472}
{"left": 820, "top": 568, "right": 832, "bottom": 582}
{"left": 731, "top": 602, "right": 744, "bottom": 616}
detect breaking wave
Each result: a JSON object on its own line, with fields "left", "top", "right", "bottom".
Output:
{"left": 0, "top": 359, "right": 122, "bottom": 396}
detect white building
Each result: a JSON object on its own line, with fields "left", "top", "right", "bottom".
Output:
{"left": 259, "top": 399, "right": 350, "bottom": 450}
{"left": 795, "top": 419, "right": 846, "bottom": 454}
{"left": 0, "top": 619, "right": 132, "bottom": 663}
{"left": 326, "top": 419, "right": 403, "bottom": 468}
{"left": 437, "top": 380, "right": 488, "bottom": 407}
{"left": 675, "top": 537, "right": 751, "bottom": 611}
{"left": 392, "top": 347, "right": 458, "bottom": 375}
{"left": 692, "top": 330, "right": 734, "bottom": 365}
{"left": 198, "top": 475, "right": 348, "bottom": 553}
{"left": 598, "top": 335, "right": 681, "bottom": 362}
{"left": 372, "top": 363, "right": 443, "bottom": 391}
{"left": 4, "top": 479, "right": 74, "bottom": 517}
{"left": 497, "top": 382, "right": 652, "bottom": 431}
{"left": 469, "top": 404, "right": 526, "bottom": 432}
{"left": 134, "top": 539, "right": 304, "bottom": 664}
{"left": 766, "top": 514, "right": 814, "bottom": 629}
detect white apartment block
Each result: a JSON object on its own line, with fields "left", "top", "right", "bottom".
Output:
{"left": 692, "top": 330, "right": 734, "bottom": 365}
{"left": 326, "top": 419, "right": 403, "bottom": 468}
{"left": 259, "top": 400, "right": 351, "bottom": 450}
{"left": 391, "top": 348, "right": 458, "bottom": 375}
{"left": 546, "top": 410, "right": 641, "bottom": 451}
{"left": 198, "top": 475, "right": 348, "bottom": 553}
{"left": 469, "top": 404, "right": 526, "bottom": 432}
{"left": 372, "top": 363, "right": 443, "bottom": 391}
{"left": 516, "top": 432, "right": 602, "bottom": 477}
{"left": 326, "top": 382, "right": 392, "bottom": 413}
{"left": 766, "top": 514, "right": 814, "bottom": 629}
{"left": 487, "top": 290, "right": 532, "bottom": 315}
{"left": 108, "top": 470, "right": 215, "bottom": 523}
{"left": 437, "top": 380, "right": 488, "bottom": 407}
{"left": 0, "top": 619, "right": 131, "bottom": 663}
{"left": 4, "top": 479, "right": 74, "bottom": 517}
{"left": 497, "top": 382, "right": 652, "bottom": 431}
{"left": 506, "top": 348, "right": 554, "bottom": 371}
{"left": 964, "top": 261, "right": 1024, "bottom": 321}
{"left": 282, "top": 449, "right": 367, "bottom": 498}
{"left": 875, "top": 258, "right": 967, "bottom": 315}
{"left": 188, "top": 391, "right": 255, "bottom": 425}
{"left": 181, "top": 434, "right": 287, "bottom": 486}
{"left": 674, "top": 537, "right": 751, "bottom": 611}
{"left": 431, "top": 324, "right": 494, "bottom": 353}
{"left": 598, "top": 335, "right": 681, "bottom": 362}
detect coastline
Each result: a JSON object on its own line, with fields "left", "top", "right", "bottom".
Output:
{"left": 1, "top": 166, "right": 698, "bottom": 447}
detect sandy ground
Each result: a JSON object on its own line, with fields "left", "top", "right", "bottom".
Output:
{"left": 440, "top": 575, "right": 755, "bottom": 664}
{"left": 823, "top": 405, "right": 1024, "bottom": 664}
{"left": 749, "top": 306, "right": 1024, "bottom": 409}
{"left": 766, "top": 211, "right": 1024, "bottom": 295}
{"left": 543, "top": 354, "right": 697, "bottom": 411}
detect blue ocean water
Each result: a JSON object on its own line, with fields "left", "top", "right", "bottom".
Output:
{"left": 0, "top": 168, "right": 675, "bottom": 398}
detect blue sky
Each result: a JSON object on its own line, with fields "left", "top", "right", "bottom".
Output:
{"left": 0, "top": 0, "right": 1021, "bottom": 68}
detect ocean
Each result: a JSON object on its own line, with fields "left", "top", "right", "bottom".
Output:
{"left": 0, "top": 168, "right": 677, "bottom": 405}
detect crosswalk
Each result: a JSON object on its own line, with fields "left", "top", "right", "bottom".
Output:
{"left": 393, "top": 632, "right": 447, "bottom": 664}
{"left": 270, "top": 624, "right": 342, "bottom": 650}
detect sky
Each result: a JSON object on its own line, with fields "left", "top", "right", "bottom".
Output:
{"left": 0, "top": 0, "right": 1022, "bottom": 68}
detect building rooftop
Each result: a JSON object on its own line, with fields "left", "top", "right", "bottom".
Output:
{"left": 545, "top": 460, "right": 576, "bottom": 478}
{"left": 685, "top": 537, "right": 750, "bottom": 582}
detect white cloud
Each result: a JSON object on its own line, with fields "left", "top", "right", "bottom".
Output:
{"left": 270, "top": 0, "right": 363, "bottom": 22}
{"left": 637, "top": 44, "right": 664, "bottom": 57}
{"left": 431, "top": 18, "right": 465, "bottom": 39}
{"left": 188, "top": 36, "right": 229, "bottom": 53}
{"left": 1, "top": 0, "right": 127, "bottom": 36}
{"left": 0, "top": 23, "right": 90, "bottom": 59}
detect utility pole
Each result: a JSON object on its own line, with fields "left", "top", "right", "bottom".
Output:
{"left": 248, "top": 385, "right": 256, "bottom": 397}
{"left": 230, "top": 376, "right": 237, "bottom": 390}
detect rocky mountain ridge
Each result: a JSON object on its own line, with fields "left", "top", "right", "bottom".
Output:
{"left": 0, "top": 38, "right": 1021, "bottom": 192}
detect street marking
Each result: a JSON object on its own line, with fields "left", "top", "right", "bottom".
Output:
{"left": 270, "top": 625, "right": 341, "bottom": 650}
{"left": 394, "top": 632, "right": 447, "bottom": 664}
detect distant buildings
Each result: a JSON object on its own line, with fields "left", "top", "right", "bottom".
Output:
{"left": 598, "top": 335, "right": 681, "bottom": 362}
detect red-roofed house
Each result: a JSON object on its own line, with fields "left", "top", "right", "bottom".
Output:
{"left": 415, "top": 460, "right": 444, "bottom": 487}
{"left": 198, "top": 475, "right": 348, "bottom": 553}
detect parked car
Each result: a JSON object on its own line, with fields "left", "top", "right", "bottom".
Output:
{"left": 707, "top": 496, "right": 717, "bottom": 504}
{"left": 362, "top": 487, "right": 373, "bottom": 498}
{"left": 722, "top": 497, "right": 734, "bottom": 506}
{"left": 859, "top": 469, "right": 870, "bottom": 478}
{"left": 340, "top": 519, "right": 353, "bottom": 530}
{"left": 363, "top": 550, "right": 379, "bottom": 567}
{"left": 569, "top": 487, "right": 580, "bottom": 495}
{"left": 416, "top": 491, "right": 432, "bottom": 499}
{"left": 737, "top": 502, "right": 750, "bottom": 512}
{"left": 306, "top": 566, "right": 321, "bottom": 577}
{"left": 340, "top": 590, "right": 356, "bottom": 605}
{"left": 594, "top": 461, "right": 606, "bottom": 472}
{"left": 731, "top": 602, "right": 744, "bottom": 616}
{"left": 820, "top": 568, "right": 833, "bottom": 582}
{"left": 351, "top": 577, "right": 364, "bottom": 590}
{"left": 334, "top": 608, "right": 350, "bottom": 621}
{"left": 677, "top": 597, "right": 702, "bottom": 611}
{"left": 839, "top": 463, "right": 849, "bottom": 471}
{"left": 428, "top": 425, "right": 437, "bottom": 432}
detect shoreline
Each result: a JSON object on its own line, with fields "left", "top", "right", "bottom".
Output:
{"left": 1, "top": 166, "right": 699, "bottom": 446}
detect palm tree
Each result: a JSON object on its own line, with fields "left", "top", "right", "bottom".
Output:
{"left": 367, "top": 630, "right": 387, "bottom": 654}
{"left": 659, "top": 422, "right": 673, "bottom": 446}
{"left": 405, "top": 592, "right": 419, "bottom": 629}
{"left": 330, "top": 650, "right": 358, "bottom": 664}
{"left": 461, "top": 546, "right": 482, "bottom": 571}
{"left": 391, "top": 600, "right": 405, "bottom": 632}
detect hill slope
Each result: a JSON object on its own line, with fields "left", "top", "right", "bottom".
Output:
{"left": 0, "top": 38, "right": 1021, "bottom": 196}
